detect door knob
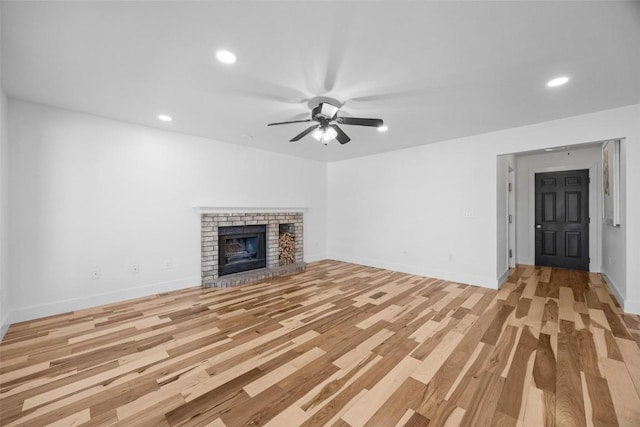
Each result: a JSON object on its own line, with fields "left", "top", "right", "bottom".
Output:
{"left": 536, "top": 224, "right": 542, "bottom": 229}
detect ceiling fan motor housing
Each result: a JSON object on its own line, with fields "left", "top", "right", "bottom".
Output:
{"left": 312, "top": 103, "right": 340, "bottom": 120}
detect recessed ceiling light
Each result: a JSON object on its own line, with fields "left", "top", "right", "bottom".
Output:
{"left": 158, "top": 114, "right": 172, "bottom": 122}
{"left": 377, "top": 125, "right": 389, "bottom": 132}
{"left": 547, "top": 76, "right": 570, "bottom": 87}
{"left": 216, "top": 50, "right": 237, "bottom": 64}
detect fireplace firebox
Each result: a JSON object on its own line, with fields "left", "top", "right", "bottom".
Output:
{"left": 218, "top": 225, "right": 266, "bottom": 276}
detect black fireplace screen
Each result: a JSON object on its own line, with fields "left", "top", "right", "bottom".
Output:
{"left": 218, "top": 225, "right": 266, "bottom": 276}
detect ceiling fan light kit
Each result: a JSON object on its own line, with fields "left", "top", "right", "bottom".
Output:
{"left": 268, "top": 102, "right": 383, "bottom": 145}
{"left": 312, "top": 126, "right": 338, "bottom": 144}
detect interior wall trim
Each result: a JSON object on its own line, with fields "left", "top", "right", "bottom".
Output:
{"left": 5, "top": 276, "right": 200, "bottom": 326}
{"left": 328, "top": 253, "right": 499, "bottom": 290}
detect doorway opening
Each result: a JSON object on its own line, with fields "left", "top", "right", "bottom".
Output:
{"left": 497, "top": 142, "right": 604, "bottom": 285}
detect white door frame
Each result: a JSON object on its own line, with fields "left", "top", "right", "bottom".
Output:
{"left": 508, "top": 167, "right": 516, "bottom": 268}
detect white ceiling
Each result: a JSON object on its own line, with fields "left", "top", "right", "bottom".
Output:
{"left": 2, "top": 1, "right": 639, "bottom": 162}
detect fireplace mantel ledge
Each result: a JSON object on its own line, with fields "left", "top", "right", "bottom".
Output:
{"left": 193, "top": 206, "right": 307, "bottom": 214}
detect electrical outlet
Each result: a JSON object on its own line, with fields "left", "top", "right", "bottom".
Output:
{"left": 463, "top": 211, "right": 473, "bottom": 218}
{"left": 91, "top": 269, "right": 101, "bottom": 280}
{"left": 131, "top": 264, "right": 140, "bottom": 274}
{"left": 164, "top": 260, "right": 172, "bottom": 270}
{"left": 608, "top": 257, "right": 612, "bottom": 265}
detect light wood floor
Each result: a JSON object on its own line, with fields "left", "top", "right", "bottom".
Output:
{"left": 1, "top": 261, "right": 640, "bottom": 426}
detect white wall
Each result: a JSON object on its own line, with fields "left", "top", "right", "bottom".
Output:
{"left": 514, "top": 145, "right": 602, "bottom": 271}
{"left": 6, "top": 100, "right": 328, "bottom": 324}
{"left": 0, "top": 94, "right": 7, "bottom": 339}
{"left": 0, "top": 1, "right": 12, "bottom": 339}
{"left": 328, "top": 104, "right": 640, "bottom": 313}
{"left": 624, "top": 138, "right": 640, "bottom": 313}
{"left": 328, "top": 136, "right": 500, "bottom": 288}
{"left": 602, "top": 139, "right": 628, "bottom": 310}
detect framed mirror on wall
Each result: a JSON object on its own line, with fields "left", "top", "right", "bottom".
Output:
{"left": 602, "top": 139, "right": 620, "bottom": 226}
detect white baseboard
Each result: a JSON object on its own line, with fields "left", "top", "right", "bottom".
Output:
{"left": 6, "top": 276, "right": 200, "bottom": 326}
{"left": 599, "top": 272, "right": 635, "bottom": 313}
{"left": 600, "top": 272, "right": 640, "bottom": 315}
{"left": 623, "top": 299, "right": 640, "bottom": 315}
{"left": 497, "top": 268, "right": 510, "bottom": 288}
{"left": 304, "top": 252, "right": 326, "bottom": 263}
{"left": 328, "top": 253, "right": 499, "bottom": 290}
{"left": 1, "top": 258, "right": 326, "bottom": 336}
{"left": 0, "top": 311, "right": 10, "bottom": 342}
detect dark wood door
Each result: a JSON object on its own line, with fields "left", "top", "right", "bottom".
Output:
{"left": 535, "top": 170, "right": 589, "bottom": 271}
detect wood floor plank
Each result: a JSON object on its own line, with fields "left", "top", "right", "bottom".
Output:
{"left": 582, "top": 372, "right": 619, "bottom": 427}
{"left": 602, "top": 358, "right": 640, "bottom": 426}
{"left": 556, "top": 325, "right": 587, "bottom": 427}
{"left": 495, "top": 326, "right": 538, "bottom": 420}
{"left": 364, "top": 377, "right": 427, "bottom": 426}
{"left": 615, "top": 337, "right": 640, "bottom": 395}
{"left": 341, "top": 355, "right": 421, "bottom": 426}
{"left": 298, "top": 353, "right": 380, "bottom": 415}
{"left": 533, "top": 332, "right": 556, "bottom": 394}
{"left": 1, "top": 261, "right": 639, "bottom": 426}
{"left": 521, "top": 386, "right": 551, "bottom": 427}
{"left": 459, "top": 370, "right": 505, "bottom": 426}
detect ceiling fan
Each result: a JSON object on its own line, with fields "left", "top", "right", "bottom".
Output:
{"left": 268, "top": 102, "right": 383, "bottom": 145}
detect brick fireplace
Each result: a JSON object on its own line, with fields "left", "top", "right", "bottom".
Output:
{"left": 197, "top": 209, "right": 305, "bottom": 288}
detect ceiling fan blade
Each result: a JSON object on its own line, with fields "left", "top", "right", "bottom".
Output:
{"left": 349, "top": 90, "right": 420, "bottom": 103}
{"left": 290, "top": 125, "right": 319, "bottom": 142}
{"left": 268, "top": 119, "right": 313, "bottom": 126}
{"left": 218, "top": 74, "right": 309, "bottom": 105}
{"left": 336, "top": 117, "right": 383, "bottom": 127}
{"left": 323, "top": 11, "right": 352, "bottom": 93}
{"left": 330, "top": 124, "right": 351, "bottom": 145}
